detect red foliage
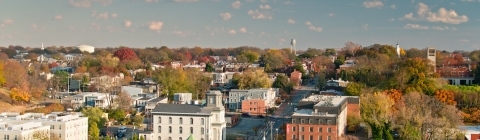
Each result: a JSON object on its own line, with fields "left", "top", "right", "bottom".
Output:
{"left": 99, "top": 66, "right": 115, "bottom": 75}
{"left": 185, "top": 52, "right": 193, "bottom": 61}
{"left": 113, "top": 48, "right": 139, "bottom": 62}
{"left": 48, "top": 62, "right": 59, "bottom": 68}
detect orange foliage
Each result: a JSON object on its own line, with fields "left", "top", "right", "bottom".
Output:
{"left": 75, "top": 66, "right": 87, "bottom": 73}
{"left": 9, "top": 87, "right": 31, "bottom": 103}
{"left": 381, "top": 89, "right": 403, "bottom": 103}
{"left": 29, "top": 103, "right": 65, "bottom": 114}
{"left": 462, "top": 108, "right": 480, "bottom": 123}
{"left": 434, "top": 89, "right": 456, "bottom": 106}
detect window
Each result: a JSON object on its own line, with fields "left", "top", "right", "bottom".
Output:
{"left": 327, "top": 127, "right": 331, "bottom": 133}
{"left": 319, "top": 119, "right": 323, "bottom": 124}
{"left": 292, "top": 135, "right": 296, "bottom": 140}
{"left": 158, "top": 136, "right": 161, "bottom": 140}
{"left": 201, "top": 127, "right": 205, "bottom": 134}
{"left": 327, "top": 120, "right": 332, "bottom": 125}
{"left": 301, "top": 127, "right": 304, "bottom": 132}
{"left": 327, "top": 136, "right": 331, "bottom": 140}
{"left": 159, "top": 117, "right": 162, "bottom": 123}
{"left": 179, "top": 137, "right": 182, "bottom": 140}
{"left": 59, "top": 125, "right": 62, "bottom": 130}
{"left": 180, "top": 118, "right": 183, "bottom": 124}
{"left": 292, "top": 126, "right": 296, "bottom": 131}
{"left": 319, "top": 136, "right": 322, "bottom": 140}
{"left": 51, "top": 125, "right": 54, "bottom": 129}
{"left": 319, "top": 127, "right": 322, "bottom": 132}
{"left": 169, "top": 126, "right": 172, "bottom": 133}
{"left": 190, "top": 127, "right": 193, "bottom": 134}
{"left": 190, "top": 118, "right": 193, "bottom": 124}
{"left": 168, "top": 137, "right": 172, "bottom": 140}
{"left": 309, "top": 127, "right": 313, "bottom": 132}
{"left": 158, "top": 126, "right": 161, "bottom": 133}
{"left": 179, "top": 127, "right": 183, "bottom": 134}
{"left": 292, "top": 119, "right": 296, "bottom": 123}
{"left": 301, "top": 135, "right": 304, "bottom": 140}
{"left": 301, "top": 119, "right": 305, "bottom": 124}
{"left": 201, "top": 118, "right": 204, "bottom": 125}
{"left": 309, "top": 135, "right": 313, "bottom": 140}
{"left": 169, "top": 117, "right": 172, "bottom": 124}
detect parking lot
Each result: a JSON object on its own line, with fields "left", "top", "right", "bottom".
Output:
{"left": 227, "top": 117, "right": 264, "bottom": 136}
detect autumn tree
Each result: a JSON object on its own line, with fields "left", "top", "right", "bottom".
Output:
{"left": 10, "top": 87, "right": 31, "bottom": 104}
{"left": 0, "top": 52, "right": 9, "bottom": 60}
{"left": 152, "top": 67, "right": 190, "bottom": 100}
{"left": 395, "top": 57, "right": 438, "bottom": 95}
{"left": 114, "top": 47, "right": 139, "bottom": 62}
{"left": 272, "top": 74, "right": 294, "bottom": 94}
{"left": 98, "top": 51, "right": 119, "bottom": 68}
{"left": 232, "top": 69, "right": 271, "bottom": 90}
{"left": 434, "top": 89, "right": 456, "bottom": 106}
{"left": 236, "top": 51, "right": 259, "bottom": 63}
{"left": 4, "top": 61, "right": 29, "bottom": 89}
{"left": 81, "top": 107, "right": 107, "bottom": 130}
{"left": 32, "top": 130, "right": 50, "bottom": 140}
{"left": 114, "top": 90, "right": 133, "bottom": 111}
{"left": 186, "top": 69, "right": 213, "bottom": 100}
{"left": 360, "top": 92, "right": 394, "bottom": 139}
{"left": 341, "top": 41, "right": 362, "bottom": 57}
{"left": 0, "top": 61, "right": 5, "bottom": 87}
{"left": 88, "top": 122, "right": 100, "bottom": 140}
{"left": 260, "top": 49, "right": 287, "bottom": 72}
{"left": 345, "top": 82, "right": 365, "bottom": 96}
{"left": 25, "top": 52, "right": 39, "bottom": 61}
{"left": 205, "top": 62, "right": 214, "bottom": 72}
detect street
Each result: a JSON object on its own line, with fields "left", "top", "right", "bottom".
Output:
{"left": 258, "top": 83, "right": 315, "bottom": 140}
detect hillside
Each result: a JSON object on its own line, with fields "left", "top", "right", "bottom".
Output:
{"left": 0, "top": 88, "right": 26, "bottom": 112}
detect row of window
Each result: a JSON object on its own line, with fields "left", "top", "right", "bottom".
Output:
{"left": 159, "top": 117, "right": 205, "bottom": 125}
{"left": 292, "top": 135, "right": 332, "bottom": 140}
{"left": 292, "top": 119, "right": 333, "bottom": 125}
{"left": 156, "top": 137, "right": 205, "bottom": 140}
{"left": 291, "top": 126, "right": 333, "bottom": 133}
{"left": 158, "top": 126, "right": 205, "bottom": 134}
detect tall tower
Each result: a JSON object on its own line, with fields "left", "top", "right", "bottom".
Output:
{"left": 427, "top": 47, "right": 436, "bottom": 71}
{"left": 396, "top": 43, "right": 400, "bottom": 58}
{"left": 204, "top": 90, "right": 226, "bottom": 140}
{"left": 291, "top": 39, "right": 296, "bottom": 55}
{"left": 41, "top": 42, "right": 44, "bottom": 50}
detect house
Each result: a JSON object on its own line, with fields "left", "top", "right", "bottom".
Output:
{"left": 174, "top": 93, "right": 193, "bottom": 104}
{"left": 228, "top": 88, "right": 277, "bottom": 112}
{"left": 138, "top": 91, "right": 226, "bottom": 140}
{"left": 90, "top": 74, "right": 124, "bottom": 88}
{"left": 84, "top": 93, "right": 111, "bottom": 109}
{"left": 212, "top": 72, "right": 236, "bottom": 86}
{"left": 122, "top": 85, "right": 144, "bottom": 98}
{"left": 183, "top": 64, "right": 205, "bottom": 72}
{"left": 50, "top": 66, "right": 75, "bottom": 74}
{"left": 285, "top": 95, "right": 359, "bottom": 140}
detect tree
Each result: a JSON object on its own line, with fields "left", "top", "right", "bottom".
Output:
{"left": 88, "top": 122, "right": 100, "bottom": 140}
{"left": 10, "top": 87, "right": 31, "bottom": 104}
{"left": 272, "top": 75, "right": 294, "bottom": 94}
{"left": 113, "top": 47, "right": 139, "bottom": 62}
{"left": 25, "top": 52, "right": 39, "bottom": 61}
{"left": 360, "top": 92, "right": 394, "bottom": 139}
{"left": 237, "top": 51, "right": 259, "bottom": 63}
{"left": 434, "top": 89, "right": 456, "bottom": 106}
{"left": 187, "top": 69, "right": 213, "bottom": 100}
{"left": 0, "top": 61, "right": 5, "bottom": 87}
{"left": 132, "top": 115, "right": 144, "bottom": 126}
{"left": 4, "top": 61, "right": 29, "bottom": 89}
{"left": 260, "top": 50, "right": 287, "bottom": 72}
{"left": 334, "top": 54, "right": 346, "bottom": 68}
{"left": 396, "top": 57, "right": 437, "bottom": 95}
{"left": 134, "top": 71, "right": 147, "bottom": 81}
{"left": 345, "top": 82, "right": 365, "bottom": 96}
{"left": 108, "top": 109, "right": 126, "bottom": 121}
{"left": 205, "top": 62, "right": 214, "bottom": 72}
{"left": 324, "top": 48, "right": 336, "bottom": 56}
{"left": 32, "top": 130, "right": 50, "bottom": 140}
{"left": 232, "top": 69, "right": 271, "bottom": 89}
{"left": 98, "top": 51, "right": 120, "bottom": 68}
{"left": 347, "top": 114, "right": 362, "bottom": 132}
{"left": 152, "top": 67, "right": 190, "bottom": 100}
{"left": 0, "top": 52, "right": 9, "bottom": 60}
{"left": 81, "top": 107, "right": 107, "bottom": 129}
{"left": 114, "top": 91, "right": 133, "bottom": 111}
{"left": 341, "top": 41, "right": 362, "bottom": 57}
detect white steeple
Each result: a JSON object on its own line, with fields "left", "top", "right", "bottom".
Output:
{"left": 41, "top": 42, "right": 44, "bottom": 50}
{"left": 396, "top": 43, "right": 400, "bottom": 58}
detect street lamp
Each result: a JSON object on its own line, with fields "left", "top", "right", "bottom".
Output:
{"left": 275, "top": 128, "right": 278, "bottom": 140}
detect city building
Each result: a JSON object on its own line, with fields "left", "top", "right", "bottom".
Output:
{"left": 228, "top": 88, "right": 277, "bottom": 112}
{"left": 0, "top": 112, "right": 89, "bottom": 140}
{"left": 286, "top": 95, "right": 360, "bottom": 140}
{"left": 174, "top": 93, "right": 193, "bottom": 104}
{"left": 72, "top": 92, "right": 111, "bottom": 109}
{"left": 76, "top": 45, "right": 95, "bottom": 53}
{"left": 138, "top": 90, "right": 226, "bottom": 140}
{"left": 212, "top": 72, "right": 236, "bottom": 86}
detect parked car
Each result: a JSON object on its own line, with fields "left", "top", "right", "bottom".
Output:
{"left": 241, "top": 113, "right": 251, "bottom": 117}
{"left": 257, "top": 115, "right": 265, "bottom": 118}
{"left": 117, "top": 126, "right": 127, "bottom": 133}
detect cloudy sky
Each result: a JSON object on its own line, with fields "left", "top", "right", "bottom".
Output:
{"left": 0, "top": 0, "right": 478, "bottom": 51}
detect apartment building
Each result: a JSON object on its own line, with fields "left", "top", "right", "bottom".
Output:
{"left": 138, "top": 90, "right": 226, "bottom": 140}
{"left": 286, "top": 95, "right": 359, "bottom": 140}
{"left": 228, "top": 88, "right": 277, "bottom": 112}
{"left": 0, "top": 112, "right": 89, "bottom": 140}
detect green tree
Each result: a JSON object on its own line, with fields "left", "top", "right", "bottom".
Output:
{"left": 140, "top": 136, "right": 145, "bottom": 140}
{"left": 334, "top": 55, "right": 345, "bottom": 68}
{"left": 134, "top": 71, "right": 147, "bottom": 81}
{"left": 152, "top": 67, "right": 190, "bottom": 100}
{"left": 205, "top": 62, "right": 214, "bottom": 72}
{"left": 345, "top": 82, "right": 365, "bottom": 96}
{"left": 237, "top": 51, "right": 259, "bottom": 63}
{"left": 131, "top": 134, "right": 139, "bottom": 140}
{"left": 81, "top": 107, "right": 107, "bottom": 129}
{"left": 361, "top": 92, "right": 394, "bottom": 139}
{"left": 316, "top": 72, "right": 327, "bottom": 91}
{"left": 272, "top": 75, "right": 294, "bottom": 94}
{"left": 132, "top": 115, "right": 144, "bottom": 126}
{"left": 108, "top": 109, "right": 125, "bottom": 121}
{"left": 54, "top": 71, "right": 69, "bottom": 85}
{"left": 88, "top": 122, "right": 100, "bottom": 140}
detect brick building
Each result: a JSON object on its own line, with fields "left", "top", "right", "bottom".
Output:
{"left": 286, "top": 95, "right": 359, "bottom": 140}
{"left": 241, "top": 99, "right": 267, "bottom": 115}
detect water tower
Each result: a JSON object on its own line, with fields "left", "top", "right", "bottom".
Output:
{"left": 291, "top": 39, "right": 296, "bottom": 55}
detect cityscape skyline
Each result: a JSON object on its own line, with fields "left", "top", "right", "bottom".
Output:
{"left": 0, "top": 0, "right": 479, "bottom": 51}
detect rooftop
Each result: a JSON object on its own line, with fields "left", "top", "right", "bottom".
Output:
{"left": 292, "top": 109, "right": 337, "bottom": 117}
{"left": 459, "top": 125, "right": 480, "bottom": 140}
{"left": 301, "top": 95, "right": 348, "bottom": 107}
{"left": 152, "top": 104, "right": 212, "bottom": 115}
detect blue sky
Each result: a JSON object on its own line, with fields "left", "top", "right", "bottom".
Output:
{"left": 0, "top": 0, "right": 478, "bottom": 51}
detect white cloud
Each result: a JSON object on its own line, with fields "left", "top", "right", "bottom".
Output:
{"left": 259, "top": 5, "right": 271, "bottom": 9}
{"left": 145, "top": 0, "right": 158, "bottom": 2}
{"left": 232, "top": 1, "right": 241, "bottom": 9}
{"left": 3, "top": 19, "right": 13, "bottom": 24}
{"left": 173, "top": 0, "right": 199, "bottom": 2}
{"left": 260, "top": 0, "right": 267, "bottom": 3}
{"left": 239, "top": 27, "right": 247, "bottom": 33}
{"left": 247, "top": 10, "right": 272, "bottom": 20}
{"left": 431, "top": 26, "right": 457, "bottom": 31}
{"left": 459, "top": 39, "right": 469, "bottom": 42}
{"left": 402, "top": 3, "right": 468, "bottom": 24}
{"left": 404, "top": 23, "right": 429, "bottom": 30}
{"left": 363, "top": 0, "right": 384, "bottom": 8}
{"left": 305, "top": 21, "right": 311, "bottom": 26}
{"left": 171, "top": 31, "right": 192, "bottom": 37}
{"left": 31, "top": 24, "right": 38, "bottom": 29}
{"left": 124, "top": 20, "right": 132, "bottom": 27}
{"left": 54, "top": 15, "right": 63, "bottom": 20}
{"left": 283, "top": 1, "right": 294, "bottom": 5}
{"left": 328, "top": 13, "right": 335, "bottom": 17}
{"left": 362, "top": 24, "right": 369, "bottom": 30}
{"left": 148, "top": 21, "right": 164, "bottom": 32}
{"left": 389, "top": 18, "right": 395, "bottom": 21}
{"left": 69, "top": 0, "right": 112, "bottom": 8}
{"left": 228, "top": 29, "right": 236, "bottom": 34}
{"left": 287, "top": 19, "right": 295, "bottom": 24}
{"left": 309, "top": 26, "right": 322, "bottom": 32}
{"left": 390, "top": 4, "right": 396, "bottom": 9}
{"left": 220, "top": 13, "right": 232, "bottom": 20}
{"left": 460, "top": 0, "right": 475, "bottom": 2}
{"left": 111, "top": 13, "right": 117, "bottom": 18}
{"left": 96, "top": 12, "right": 109, "bottom": 19}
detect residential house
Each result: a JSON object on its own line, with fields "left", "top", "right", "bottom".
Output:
{"left": 138, "top": 90, "right": 226, "bottom": 140}
{"left": 459, "top": 126, "right": 480, "bottom": 140}
{"left": 72, "top": 92, "right": 111, "bottom": 109}
{"left": 174, "top": 93, "right": 193, "bottom": 104}
{"left": 285, "top": 95, "right": 360, "bottom": 140}
{"left": 90, "top": 73, "right": 124, "bottom": 89}
{"left": 212, "top": 72, "right": 236, "bottom": 87}
{"left": 228, "top": 88, "right": 277, "bottom": 113}
{"left": 183, "top": 64, "right": 205, "bottom": 72}
{"left": 50, "top": 66, "right": 75, "bottom": 74}
{"left": 84, "top": 93, "right": 111, "bottom": 109}
{"left": 214, "top": 65, "right": 225, "bottom": 73}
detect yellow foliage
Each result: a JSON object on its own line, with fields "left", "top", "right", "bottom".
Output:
{"left": 9, "top": 87, "right": 31, "bottom": 103}
{"left": 434, "top": 89, "right": 456, "bottom": 106}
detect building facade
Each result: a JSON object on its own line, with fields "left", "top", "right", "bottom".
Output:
{"left": 228, "top": 88, "right": 277, "bottom": 112}
{"left": 139, "top": 90, "right": 226, "bottom": 140}
{"left": 286, "top": 95, "right": 359, "bottom": 140}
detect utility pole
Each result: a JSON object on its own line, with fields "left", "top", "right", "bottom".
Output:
{"left": 269, "top": 121, "right": 274, "bottom": 140}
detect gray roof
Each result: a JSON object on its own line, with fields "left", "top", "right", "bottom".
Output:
{"left": 148, "top": 97, "right": 166, "bottom": 103}
{"left": 138, "top": 97, "right": 152, "bottom": 101}
{"left": 152, "top": 104, "right": 211, "bottom": 114}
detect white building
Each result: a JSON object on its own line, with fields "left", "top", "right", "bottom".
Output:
{"left": 211, "top": 72, "right": 236, "bottom": 86}
{"left": 228, "top": 88, "right": 277, "bottom": 111}
{"left": 174, "top": 93, "right": 193, "bottom": 104}
{"left": 138, "top": 91, "right": 226, "bottom": 140}
{"left": 72, "top": 92, "right": 112, "bottom": 109}
{"left": 0, "top": 112, "right": 88, "bottom": 140}
{"left": 76, "top": 45, "right": 95, "bottom": 53}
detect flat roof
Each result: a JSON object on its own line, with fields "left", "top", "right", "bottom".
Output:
{"left": 292, "top": 109, "right": 337, "bottom": 117}
{"left": 301, "top": 95, "right": 347, "bottom": 107}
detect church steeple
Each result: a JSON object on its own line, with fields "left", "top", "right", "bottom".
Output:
{"left": 41, "top": 42, "right": 44, "bottom": 51}
{"left": 205, "top": 90, "right": 224, "bottom": 109}
{"left": 396, "top": 42, "right": 400, "bottom": 58}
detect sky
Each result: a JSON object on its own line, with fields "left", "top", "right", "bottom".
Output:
{"left": 0, "top": 0, "right": 479, "bottom": 51}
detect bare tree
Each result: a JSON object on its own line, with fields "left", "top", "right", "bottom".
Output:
{"left": 342, "top": 41, "right": 362, "bottom": 57}
{"left": 114, "top": 90, "right": 133, "bottom": 111}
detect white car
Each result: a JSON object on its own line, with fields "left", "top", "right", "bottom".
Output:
{"left": 118, "top": 126, "right": 127, "bottom": 133}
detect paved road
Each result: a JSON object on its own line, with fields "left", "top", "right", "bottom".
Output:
{"left": 258, "top": 83, "right": 315, "bottom": 140}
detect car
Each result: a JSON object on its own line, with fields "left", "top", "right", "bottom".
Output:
{"left": 257, "top": 115, "right": 265, "bottom": 118}
{"left": 118, "top": 126, "right": 127, "bottom": 133}
{"left": 116, "top": 133, "right": 125, "bottom": 138}
{"left": 100, "top": 130, "right": 106, "bottom": 136}
{"left": 241, "top": 113, "right": 251, "bottom": 117}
